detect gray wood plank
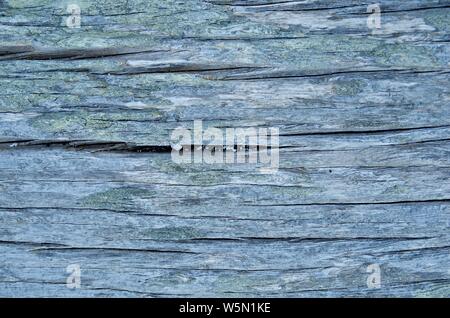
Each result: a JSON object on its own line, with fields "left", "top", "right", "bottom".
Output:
{"left": 0, "top": 0, "right": 449, "bottom": 297}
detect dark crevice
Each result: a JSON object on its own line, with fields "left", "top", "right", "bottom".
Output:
{"left": 185, "top": 236, "right": 434, "bottom": 243}
{"left": 279, "top": 125, "right": 450, "bottom": 138}
{"left": 0, "top": 47, "right": 168, "bottom": 61}
{"left": 217, "top": 68, "right": 446, "bottom": 81}
{"left": 246, "top": 199, "right": 450, "bottom": 207}
{"left": 31, "top": 246, "right": 198, "bottom": 254}
{"left": 0, "top": 139, "right": 172, "bottom": 153}
{"left": 104, "top": 65, "right": 267, "bottom": 76}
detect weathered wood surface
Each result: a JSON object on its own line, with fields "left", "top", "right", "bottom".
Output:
{"left": 0, "top": 0, "right": 449, "bottom": 297}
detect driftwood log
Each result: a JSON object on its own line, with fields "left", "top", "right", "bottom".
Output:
{"left": 0, "top": 0, "right": 449, "bottom": 297}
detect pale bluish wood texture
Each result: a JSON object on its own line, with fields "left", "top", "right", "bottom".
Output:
{"left": 0, "top": 0, "right": 449, "bottom": 297}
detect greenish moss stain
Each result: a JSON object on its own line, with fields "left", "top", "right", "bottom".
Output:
{"left": 188, "top": 170, "right": 232, "bottom": 186}
{"left": 372, "top": 43, "right": 441, "bottom": 68}
{"left": 140, "top": 226, "right": 204, "bottom": 240}
{"left": 82, "top": 187, "right": 152, "bottom": 209}
{"left": 333, "top": 80, "right": 366, "bottom": 96}
{"left": 423, "top": 9, "right": 450, "bottom": 31}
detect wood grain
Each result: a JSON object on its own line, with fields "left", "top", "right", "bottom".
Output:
{"left": 0, "top": 0, "right": 449, "bottom": 297}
